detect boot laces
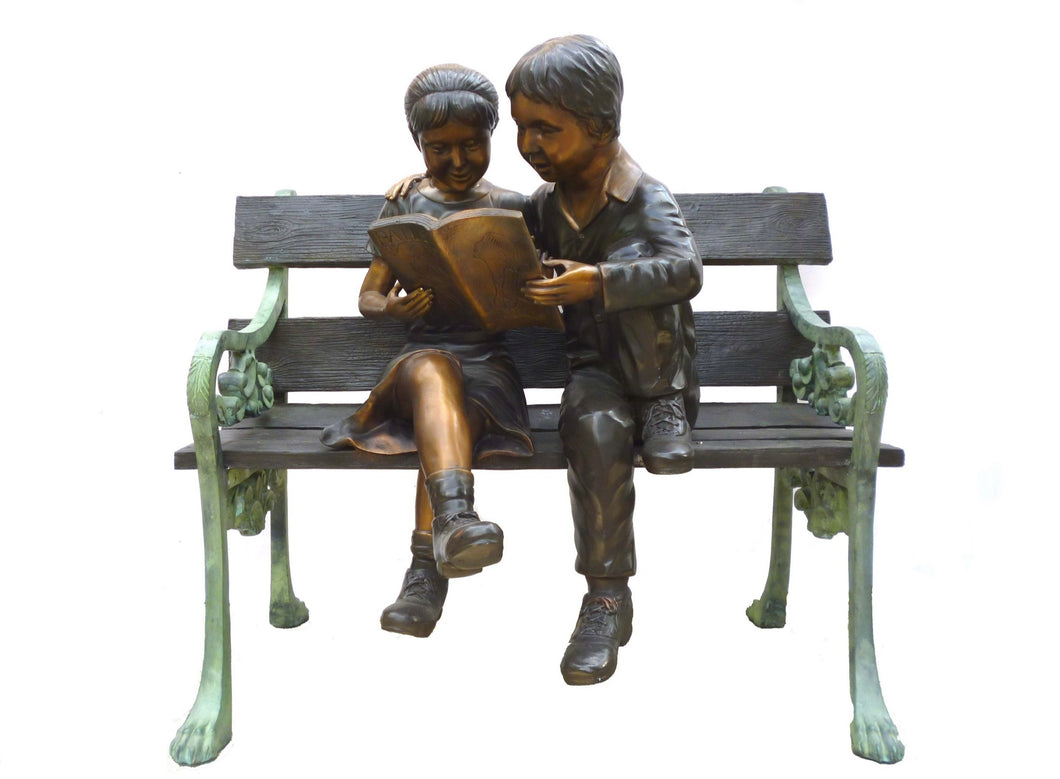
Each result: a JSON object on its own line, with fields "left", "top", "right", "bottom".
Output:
{"left": 401, "top": 568, "right": 439, "bottom": 602}
{"left": 576, "top": 595, "right": 620, "bottom": 637}
{"left": 642, "top": 397, "right": 688, "bottom": 438}
{"left": 438, "top": 510, "right": 482, "bottom": 530}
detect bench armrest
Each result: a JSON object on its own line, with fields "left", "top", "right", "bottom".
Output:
{"left": 779, "top": 264, "right": 887, "bottom": 472}
{"left": 187, "top": 266, "right": 289, "bottom": 429}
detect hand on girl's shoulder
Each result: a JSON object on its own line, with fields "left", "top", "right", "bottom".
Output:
{"left": 384, "top": 172, "right": 427, "bottom": 201}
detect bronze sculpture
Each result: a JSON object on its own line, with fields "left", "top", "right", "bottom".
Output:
{"left": 510, "top": 35, "right": 703, "bottom": 684}
{"left": 168, "top": 35, "right": 906, "bottom": 768}
{"left": 321, "top": 64, "right": 540, "bottom": 637}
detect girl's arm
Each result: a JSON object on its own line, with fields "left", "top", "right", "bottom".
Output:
{"left": 359, "top": 258, "right": 433, "bottom": 322}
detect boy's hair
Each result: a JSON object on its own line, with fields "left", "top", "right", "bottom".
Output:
{"left": 405, "top": 64, "right": 499, "bottom": 145}
{"left": 505, "top": 34, "right": 623, "bottom": 141}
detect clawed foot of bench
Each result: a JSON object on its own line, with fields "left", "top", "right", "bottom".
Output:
{"left": 745, "top": 597, "right": 786, "bottom": 628}
{"left": 170, "top": 698, "right": 232, "bottom": 766}
{"left": 270, "top": 597, "right": 310, "bottom": 628}
{"left": 851, "top": 708, "right": 904, "bottom": 763}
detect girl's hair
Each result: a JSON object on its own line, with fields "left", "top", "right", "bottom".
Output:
{"left": 505, "top": 35, "right": 623, "bottom": 141}
{"left": 404, "top": 64, "right": 499, "bottom": 145}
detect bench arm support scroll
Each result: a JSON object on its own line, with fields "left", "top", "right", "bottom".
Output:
{"left": 171, "top": 264, "right": 287, "bottom": 766}
{"left": 778, "top": 263, "right": 904, "bottom": 763}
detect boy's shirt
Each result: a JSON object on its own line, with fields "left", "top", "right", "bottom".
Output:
{"left": 526, "top": 146, "right": 702, "bottom": 395}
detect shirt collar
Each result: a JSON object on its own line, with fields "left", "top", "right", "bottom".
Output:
{"left": 602, "top": 146, "right": 643, "bottom": 203}
{"left": 552, "top": 145, "right": 644, "bottom": 230}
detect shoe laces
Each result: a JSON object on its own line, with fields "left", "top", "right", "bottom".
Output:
{"left": 576, "top": 595, "right": 621, "bottom": 637}
{"left": 642, "top": 397, "right": 688, "bottom": 437}
{"left": 401, "top": 567, "right": 439, "bottom": 601}
{"left": 437, "top": 510, "right": 481, "bottom": 530}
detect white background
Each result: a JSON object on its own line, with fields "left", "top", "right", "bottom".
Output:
{"left": 3, "top": 1, "right": 1056, "bottom": 776}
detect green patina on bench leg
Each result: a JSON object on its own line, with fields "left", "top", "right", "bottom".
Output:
{"left": 779, "top": 263, "right": 904, "bottom": 763}
{"left": 268, "top": 470, "right": 310, "bottom": 628}
{"left": 847, "top": 398, "right": 903, "bottom": 762}
{"left": 171, "top": 263, "right": 290, "bottom": 766}
{"left": 746, "top": 467, "right": 795, "bottom": 628}
{"left": 226, "top": 467, "right": 309, "bottom": 628}
{"left": 170, "top": 339, "right": 235, "bottom": 767}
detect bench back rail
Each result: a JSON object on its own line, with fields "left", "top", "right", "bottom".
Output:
{"left": 229, "top": 310, "right": 830, "bottom": 393}
{"left": 233, "top": 192, "right": 832, "bottom": 269}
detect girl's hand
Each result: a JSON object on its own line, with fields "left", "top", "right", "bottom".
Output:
{"left": 384, "top": 281, "right": 433, "bottom": 322}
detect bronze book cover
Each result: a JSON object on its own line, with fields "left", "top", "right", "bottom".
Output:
{"left": 368, "top": 208, "right": 563, "bottom": 333}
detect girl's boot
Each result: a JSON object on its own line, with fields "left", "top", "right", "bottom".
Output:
{"left": 426, "top": 468, "right": 503, "bottom": 578}
{"left": 380, "top": 530, "right": 449, "bottom": 637}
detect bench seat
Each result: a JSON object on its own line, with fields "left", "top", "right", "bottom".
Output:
{"left": 175, "top": 402, "right": 905, "bottom": 471}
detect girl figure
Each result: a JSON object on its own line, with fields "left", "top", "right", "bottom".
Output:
{"left": 321, "top": 64, "right": 533, "bottom": 638}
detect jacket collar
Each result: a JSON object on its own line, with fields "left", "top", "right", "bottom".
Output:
{"left": 553, "top": 145, "right": 643, "bottom": 230}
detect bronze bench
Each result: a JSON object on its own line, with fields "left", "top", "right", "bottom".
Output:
{"left": 170, "top": 189, "right": 905, "bottom": 766}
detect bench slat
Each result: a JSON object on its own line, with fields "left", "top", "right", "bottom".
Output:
{"left": 231, "top": 310, "right": 824, "bottom": 392}
{"left": 218, "top": 402, "right": 849, "bottom": 432}
{"left": 174, "top": 402, "right": 904, "bottom": 470}
{"left": 174, "top": 427, "right": 903, "bottom": 471}
{"left": 232, "top": 193, "right": 831, "bottom": 269}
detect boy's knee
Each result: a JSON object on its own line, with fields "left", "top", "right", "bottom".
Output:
{"left": 560, "top": 405, "right": 635, "bottom": 451}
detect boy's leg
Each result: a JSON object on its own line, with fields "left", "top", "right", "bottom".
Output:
{"left": 558, "top": 365, "right": 637, "bottom": 684}
{"left": 609, "top": 304, "right": 698, "bottom": 474}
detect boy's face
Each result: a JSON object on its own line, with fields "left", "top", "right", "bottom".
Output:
{"left": 511, "top": 92, "right": 603, "bottom": 184}
{"left": 417, "top": 121, "right": 491, "bottom": 195}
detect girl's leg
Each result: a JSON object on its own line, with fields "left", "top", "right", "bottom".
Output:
{"left": 396, "top": 352, "right": 474, "bottom": 475}
{"left": 394, "top": 353, "right": 502, "bottom": 577}
{"left": 380, "top": 470, "right": 449, "bottom": 638}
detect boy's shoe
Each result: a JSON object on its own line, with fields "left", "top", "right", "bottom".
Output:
{"left": 560, "top": 588, "right": 634, "bottom": 685}
{"left": 639, "top": 394, "right": 694, "bottom": 474}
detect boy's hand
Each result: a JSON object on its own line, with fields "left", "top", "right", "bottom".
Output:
{"left": 384, "top": 281, "right": 433, "bottom": 321}
{"left": 523, "top": 259, "right": 602, "bottom": 305}
{"left": 385, "top": 173, "right": 427, "bottom": 200}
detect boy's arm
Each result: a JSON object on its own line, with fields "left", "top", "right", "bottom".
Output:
{"left": 597, "top": 185, "right": 702, "bottom": 312}
{"left": 384, "top": 172, "right": 427, "bottom": 200}
{"left": 523, "top": 259, "right": 602, "bottom": 305}
{"left": 523, "top": 185, "right": 701, "bottom": 309}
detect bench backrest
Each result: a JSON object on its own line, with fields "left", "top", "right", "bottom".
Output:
{"left": 231, "top": 192, "right": 831, "bottom": 392}
{"left": 233, "top": 193, "right": 831, "bottom": 268}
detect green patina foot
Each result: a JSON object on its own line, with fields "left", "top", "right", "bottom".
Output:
{"left": 170, "top": 697, "right": 232, "bottom": 767}
{"left": 270, "top": 597, "right": 310, "bottom": 629}
{"left": 745, "top": 597, "right": 786, "bottom": 628}
{"left": 851, "top": 709, "right": 904, "bottom": 763}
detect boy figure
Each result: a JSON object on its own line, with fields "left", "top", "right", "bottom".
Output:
{"left": 510, "top": 35, "right": 703, "bottom": 684}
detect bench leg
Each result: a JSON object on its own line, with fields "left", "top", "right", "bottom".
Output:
{"left": 268, "top": 470, "right": 310, "bottom": 628}
{"left": 170, "top": 462, "right": 233, "bottom": 766}
{"left": 746, "top": 468, "right": 794, "bottom": 628}
{"left": 847, "top": 467, "right": 904, "bottom": 763}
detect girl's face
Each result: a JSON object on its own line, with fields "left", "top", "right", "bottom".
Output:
{"left": 417, "top": 120, "right": 491, "bottom": 195}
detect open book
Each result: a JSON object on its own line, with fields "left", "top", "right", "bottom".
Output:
{"left": 368, "top": 207, "right": 564, "bottom": 333}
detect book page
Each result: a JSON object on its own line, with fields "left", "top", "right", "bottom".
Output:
{"left": 369, "top": 209, "right": 562, "bottom": 332}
